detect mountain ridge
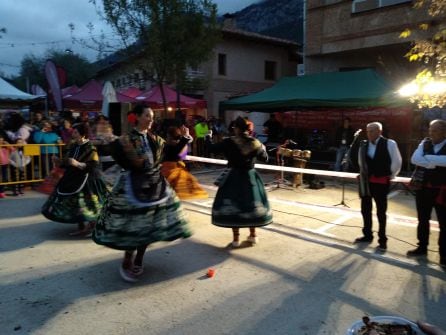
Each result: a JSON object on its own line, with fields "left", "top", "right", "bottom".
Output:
{"left": 222, "top": 0, "right": 304, "bottom": 45}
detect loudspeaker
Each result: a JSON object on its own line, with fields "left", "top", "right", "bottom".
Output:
{"left": 109, "top": 102, "right": 131, "bottom": 136}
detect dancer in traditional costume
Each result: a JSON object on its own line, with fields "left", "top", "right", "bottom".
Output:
{"left": 206, "top": 116, "right": 272, "bottom": 247}
{"left": 93, "top": 105, "right": 191, "bottom": 283}
{"left": 41, "top": 123, "right": 108, "bottom": 236}
{"left": 161, "top": 125, "right": 208, "bottom": 200}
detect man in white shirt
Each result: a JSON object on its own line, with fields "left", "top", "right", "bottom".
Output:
{"left": 354, "top": 122, "right": 402, "bottom": 251}
{"left": 407, "top": 119, "right": 446, "bottom": 268}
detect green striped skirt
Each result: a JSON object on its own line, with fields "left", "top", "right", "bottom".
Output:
{"left": 93, "top": 173, "right": 191, "bottom": 250}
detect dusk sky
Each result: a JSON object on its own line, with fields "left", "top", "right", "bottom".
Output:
{"left": 0, "top": 0, "right": 260, "bottom": 77}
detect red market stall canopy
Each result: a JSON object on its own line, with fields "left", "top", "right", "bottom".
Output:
{"left": 119, "top": 86, "right": 143, "bottom": 98}
{"left": 64, "top": 80, "right": 135, "bottom": 109}
{"left": 61, "top": 85, "right": 81, "bottom": 98}
{"left": 135, "top": 84, "right": 207, "bottom": 109}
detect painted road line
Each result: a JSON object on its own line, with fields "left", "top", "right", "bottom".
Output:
{"left": 267, "top": 197, "right": 439, "bottom": 230}
{"left": 0, "top": 214, "right": 46, "bottom": 226}
{"left": 388, "top": 190, "right": 401, "bottom": 199}
{"left": 191, "top": 185, "right": 439, "bottom": 230}
{"left": 265, "top": 225, "right": 442, "bottom": 269}
{"left": 313, "top": 214, "right": 354, "bottom": 234}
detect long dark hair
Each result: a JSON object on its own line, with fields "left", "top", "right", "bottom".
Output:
{"left": 132, "top": 104, "right": 149, "bottom": 117}
{"left": 73, "top": 123, "right": 90, "bottom": 137}
{"left": 132, "top": 104, "right": 151, "bottom": 126}
{"left": 6, "top": 112, "right": 26, "bottom": 132}
{"left": 233, "top": 116, "right": 249, "bottom": 132}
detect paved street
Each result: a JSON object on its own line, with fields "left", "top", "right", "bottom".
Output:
{"left": 1, "top": 169, "right": 445, "bottom": 335}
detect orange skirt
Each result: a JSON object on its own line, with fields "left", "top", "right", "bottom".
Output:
{"left": 161, "top": 161, "right": 208, "bottom": 200}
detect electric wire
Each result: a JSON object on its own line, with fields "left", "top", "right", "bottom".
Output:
{"left": 184, "top": 196, "right": 438, "bottom": 253}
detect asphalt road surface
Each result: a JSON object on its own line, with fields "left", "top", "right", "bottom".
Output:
{"left": 1, "top": 169, "right": 445, "bottom": 335}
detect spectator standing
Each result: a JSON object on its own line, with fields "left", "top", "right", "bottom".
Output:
{"left": 407, "top": 119, "right": 446, "bottom": 268}
{"left": 31, "top": 111, "right": 46, "bottom": 131}
{"left": 334, "top": 117, "right": 354, "bottom": 171}
{"left": 5, "top": 112, "right": 33, "bottom": 144}
{"left": 60, "top": 119, "right": 74, "bottom": 145}
{"left": 91, "top": 118, "right": 118, "bottom": 171}
{"left": 9, "top": 138, "right": 31, "bottom": 196}
{"left": 33, "top": 121, "right": 62, "bottom": 178}
{"left": 263, "top": 113, "right": 282, "bottom": 143}
{"left": 0, "top": 135, "right": 12, "bottom": 198}
{"left": 211, "top": 118, "right": 227, "bottom": 143}
{"left": 194, "top": 117, "right": 209, "bottom": 157}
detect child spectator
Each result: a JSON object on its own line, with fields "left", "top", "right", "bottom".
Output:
{"left": 60, "top": 119, "right": 74, "bottom": 145}
{"left": 9, "top": 138, "right": 31, "bottom": 196}
{"left": 33, "top": 121, "right": 63, "bottom": 178}
{"left": 0, "top": 135, "right": 12, "bottom": 198}
{"left": 91, "top": 121, "right": 118, "bottom": 171}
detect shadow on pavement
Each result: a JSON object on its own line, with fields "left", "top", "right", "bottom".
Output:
{"left": 0, "top": 239, "right": 230, "bottom": 334}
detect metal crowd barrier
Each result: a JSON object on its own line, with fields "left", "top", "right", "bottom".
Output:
{"left": 0, "top": 143, "right": 65, "bottom": 187}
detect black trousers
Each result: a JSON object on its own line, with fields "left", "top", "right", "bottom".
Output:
{"left": 415, "top": 187, "right": 446, "bottom": 262}
{"left": 361, "top": 182, "right": 390, "bottom": 243}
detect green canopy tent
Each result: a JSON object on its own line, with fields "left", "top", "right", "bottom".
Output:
{"left": 220, "top": 69, "right": 408, "bottom": 111}
{"left": 219, "top": 69, "right": 415, "bottom": 171}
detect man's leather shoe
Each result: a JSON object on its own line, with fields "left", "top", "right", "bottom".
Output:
{"left": 378, "top": 242, "right": 387, "bottom": 251}
{"left": 354, "top": 236, "right": 373, "bottom": 243}
{"left": 406, "top": 247, "right": 427, "bottom": 257}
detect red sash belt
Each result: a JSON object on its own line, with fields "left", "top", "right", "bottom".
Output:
{"left": 369, "top": 175, "right": 390, "bottom": 184}
{"left": 420, "top": 183, "right": 446, "bottom": 207}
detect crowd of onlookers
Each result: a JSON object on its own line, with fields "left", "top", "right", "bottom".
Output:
{"left": 0, "top": 111, "right": 112, "bottom": 198}
{"left": 0, "top": 110, "right": 242, "bottom": 198}
{"left": 0, "top": 109, "right": 285, "bottom": 199}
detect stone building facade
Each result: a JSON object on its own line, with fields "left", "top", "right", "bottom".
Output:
{"left": 305, "top": 0, "right": 439, "bottom": 85}
{"left": 94, "top": 26, "right": 299, "bottom": 119}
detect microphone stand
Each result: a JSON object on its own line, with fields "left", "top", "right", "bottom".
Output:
{"left": 334, "top": 177, "right": 349, "bottom": 207}
{"left": 334, "top": 129, "right": 362, "bottom": 207}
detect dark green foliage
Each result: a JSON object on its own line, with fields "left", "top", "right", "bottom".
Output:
{"left": 12, "top": 50, "right": 96, "bottom": 91}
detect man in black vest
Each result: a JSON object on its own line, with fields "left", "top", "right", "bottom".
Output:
{"left": 354, "top": 122, "right": 402, "bottom": 250}
{"left": 407, "top": 119, "right": 446, "bottom": 268}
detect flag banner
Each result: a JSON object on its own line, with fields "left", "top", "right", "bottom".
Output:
{"left": 45, "top": 60, "right": 63, "bottom": 111}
